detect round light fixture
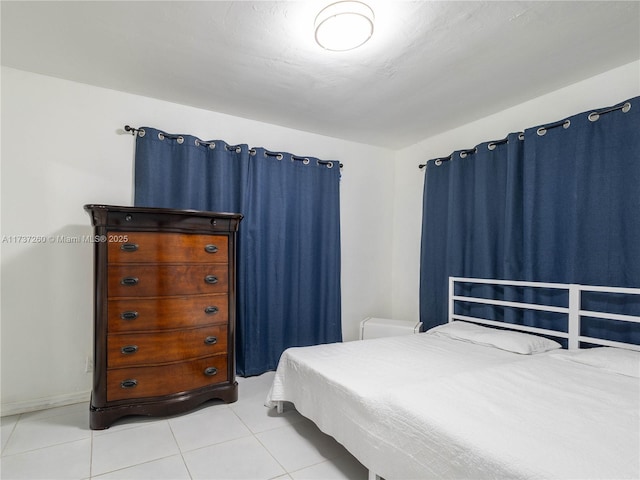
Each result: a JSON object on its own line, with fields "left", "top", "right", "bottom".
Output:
{"left": 314, "top": 1, "right": 375, "bottom": 52}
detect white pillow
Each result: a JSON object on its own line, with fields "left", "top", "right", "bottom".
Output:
{"left": 551, "top": 347, "right": 640, "bottom": 378}
{"left": 426, "top": 321, "right": 488, "bottom": 339}
{"left": 427, "top": 321, "right": 562, "bottom": 355}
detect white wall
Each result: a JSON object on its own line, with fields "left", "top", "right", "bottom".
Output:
{"left": 0, "top": 67, "right": 396, "bottom": 415}
{"left": 390, "top": 60, "right": 640, "bottom": 324}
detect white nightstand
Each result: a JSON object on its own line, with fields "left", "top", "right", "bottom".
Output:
{"left": 359, "top": 317, "right": 423, "bottom": 340}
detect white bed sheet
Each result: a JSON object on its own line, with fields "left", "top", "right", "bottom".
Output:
{"left": 379, "top": 354, "right": 639, "bottom": 479}
{"left": 265, "top": 334, "right": 640, "bottom": 480}
{"left": 266, "top": 334, "right": 528, "bottom": 477}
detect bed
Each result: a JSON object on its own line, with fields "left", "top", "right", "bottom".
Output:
{"left": 265, "top": 277, "right": 640, "bottom": 480}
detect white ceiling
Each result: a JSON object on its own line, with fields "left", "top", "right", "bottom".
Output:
{"left": 2, "top": 1, "right": 639, "bottom": 148}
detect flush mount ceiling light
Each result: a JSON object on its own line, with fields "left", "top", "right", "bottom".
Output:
{"left": 314, "top": 1, "right": 375, "bottom": 51}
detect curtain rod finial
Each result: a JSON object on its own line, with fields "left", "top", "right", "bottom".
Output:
{"left": 124, "top": 125, "right": 139, "bottom": 136}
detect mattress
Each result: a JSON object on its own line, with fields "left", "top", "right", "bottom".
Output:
{"left": 265, "top": 334, "right": 639, "bottom": 479}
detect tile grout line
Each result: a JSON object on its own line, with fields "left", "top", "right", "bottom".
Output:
{"left": 0, "top": 413, "right": 22, "bottom": 457}
{"left": 89, "top": 420, "right": 183, "bottom": 479}
{"left": 253, "top": 431, "right": 290, "bottom": 478}
{"left": 228, "top": 398, "right": 291, "bottom": 477}
{"left": 1, "top": 436, "right": 92, "bottom": 458}
{"left": 231, "top": 394, "right": 340, "bottom": 478}
{"left": 167, "top": 419, "right": 195, "bottom": 480}
{"left": 229, "top": 396, "right": 289, "bottom": 480}
{"left": 89, "top": 429, "right": 94, "bottom": 479}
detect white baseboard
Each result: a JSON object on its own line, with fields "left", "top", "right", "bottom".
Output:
{"left": 1, "top": 390, "right": 91, "bottom": 417}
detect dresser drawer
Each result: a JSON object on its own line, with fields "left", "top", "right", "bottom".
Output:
{"left": 107, "top": 355, "right": 228, "bottom": 401}
{"left": 108, "top": 232, "right": 228, "bottom": 264}
{"left": 108, "top": 264, "right": 228, "bottom": 297}
{"left": 107, "top": 325, "right": 228, "bottom": 368}
{"left": 108, "top": 294, "right": 228, "bottom": 333}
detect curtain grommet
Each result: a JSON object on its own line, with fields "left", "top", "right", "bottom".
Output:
{"left": 138, "top": 129, "right": 145, "bottom": 138}
{"left": 158, "top": 132, "right": 165, "bottom": 140}
{"left": 622, "top": 102, "right": 631, "bottom": 113}
{"left": 563, "top": 120, "right": 570, "bottom": 129}
{"left": 488, "top": 143, "right": 496, "bottom": 151}
{"left": 536, "top": 127, "right": 547, "bottom": 136}
{"left": 263, "top": 150, "right": 283, "bottom": 160}
{"left": 177, "top": 136, "right": 184, "bottom": 145}
{"left": 435, "top": 159, "right": 442, "bottom": 166}
{"left": 209, "top": 142, "right": 216, "bottom": 150}
{"left": 588, "top": 112, "right": 600, "bottom": 122}
{"left": 303, "top": 158, "right": 310, "bottom": 165}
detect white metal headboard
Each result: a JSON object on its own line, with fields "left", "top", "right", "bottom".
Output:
{"left": 449, "top": 277, "right": 640, "bottom": 351}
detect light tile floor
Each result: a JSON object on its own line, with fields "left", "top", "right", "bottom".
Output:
{"left": 1, "top": 372, "right": 368, "bottom": 480}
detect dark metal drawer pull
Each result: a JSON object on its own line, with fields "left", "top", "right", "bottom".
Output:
{"left": 204, "top": 244, "right": 219, "bottom": 254}
{"left": 204, "top": 306, "right": 219, "bottom": 315}
{"left": 204, "top": 275, "right": 218, "bottom": 285}
{"left": 120, "top": 243, "right": 139, "bottom": 252}
{"left": 121, "top": 277, "right": 139, "bottom": 286}
{"left": 204, "top": 336, "right": 218, "bottom": 345}
{"left": 120, "top": 311, "right": 139, "bottom": 320}
{"left": 121, "top": 345, "right": 138, "bottom": 355}
{"left": 204, "top": 367, "right": 218, "bottom": 376}
{"left": 121, "top": 379, "right": 138, "bottom": 389}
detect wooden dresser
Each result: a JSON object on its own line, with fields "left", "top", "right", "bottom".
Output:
{"left": 84, "top": 205, "right": 242, "bottom": 429}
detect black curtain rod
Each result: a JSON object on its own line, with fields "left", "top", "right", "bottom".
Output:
{"left": 419, "top": 154, "right": 452, "bottom": 169}
{"left": 125, "top": 125, "right": 343, "bottom": 168}
{"left": 418, "top": 100, "right": 632, "bottom": 170}
{"left": 258, "top": 149, "right": 342, "bottom": 168}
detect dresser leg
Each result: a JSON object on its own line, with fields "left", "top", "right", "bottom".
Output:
{"left": 89, "top": 404, "right": 117, "bottom": 430}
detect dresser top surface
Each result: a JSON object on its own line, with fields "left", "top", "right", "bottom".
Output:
{"left": 84, "top": 204, "right": 243, "bottom": 220}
